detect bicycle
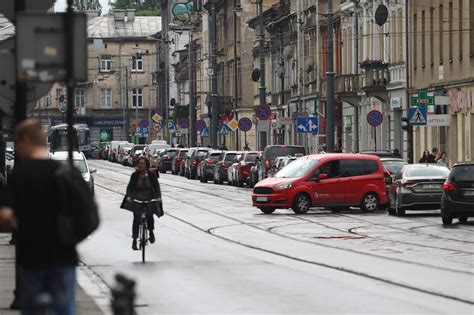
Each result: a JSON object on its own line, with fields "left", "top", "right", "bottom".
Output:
{"left": 133, "top": 199, "right": 158, "bottom": 263}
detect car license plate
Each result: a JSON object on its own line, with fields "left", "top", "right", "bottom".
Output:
{"left": 256, "top": 196, "right": 268, "bottom": 202}
{"left": 463, "top": 191, "right": 474, "bottom": 196}
{"left": 423, "top": 184, "right": 441, "bottom": 189}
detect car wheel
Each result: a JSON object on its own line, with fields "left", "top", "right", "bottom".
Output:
{"left": 360, "top": 193, "right": 379, "bottom": 212}
{"left": 292, "top": 193, "right": 311, "bottom": 214}
{"left": 459, "top": 217, "right": 468, "bottom": 223}
{"left": 442, "top": 216, "right": 453, "bottom": 225}
{"left": 259, "top": 207, "right": 276, "bottom": 214}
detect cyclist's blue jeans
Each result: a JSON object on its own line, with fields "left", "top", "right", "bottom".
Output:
{"left": 132, "top": 201, "right": 155, "bottom": 238}
{"left": 20, "top": 266, "right": 75, "bottom": 315}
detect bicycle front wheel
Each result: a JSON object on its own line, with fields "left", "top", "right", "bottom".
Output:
{"left": 141, "top": 225, "right": 146, "bottom": 263}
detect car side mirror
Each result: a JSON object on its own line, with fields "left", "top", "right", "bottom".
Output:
{"left": 90, "top": 168, "right": 97, "bottom": 174}
{"left": 317, "top": 174, "right": 328, "bottom": 181}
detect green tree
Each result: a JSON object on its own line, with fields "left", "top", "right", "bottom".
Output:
{"left": 74, "top": 0, "right": 102, "bottom": 12}
{"left": 111, "top": 0, "right": 161, "bottom": 16}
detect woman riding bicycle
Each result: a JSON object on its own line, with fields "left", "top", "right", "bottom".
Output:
{"left": 126, "top": 156, "right": 161, "bottom": 250}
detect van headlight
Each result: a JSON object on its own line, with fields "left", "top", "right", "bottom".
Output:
{"left": 275, "top": 182, "right": 292, "bottom": 190}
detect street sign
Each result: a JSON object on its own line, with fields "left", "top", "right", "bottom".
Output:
{"left": 296, "top": 117, "right": 319, "bottom": 133}
{"left": 178, "top": 117, "right": 189, "bottom": 129}
{"left": 168, "top": 121, "right": 175, "bottom": 130}
{"left": 427, "top": 114, "right": 449, "bottom": 126}
{"left": 218, "top": 124, "right": 230, "bottom": 135}
{"left": 411, "top": 89, "right": 434, "bottom": 107}
{"left": 227, "top": 119, "right": 239, "bottom": 131}
{"left": 139, "top": 119, "right": 148, "bottom": 128}
{"left": 196, "top": 119, "right": 207, "bottom": 132}
{"left": 153, "top": 123, "right": 161, "bottom": 132}
{"left": 269, "top": 112, "right": 278, "bottom": 120}
{"left": 256, "top": 104, "right": 272, "bottom": 120}
{"left": 143, "top": 127, "right": 149, "bottom": 136}
{"left": 367, "top": 110, "right": 384, "bottom": 127}
{"left": 152, "top": 113, "right": 161, "bottom": 123}
{"left": 136, "top": 126, "right": 142, "bottom": 135}
{"left": 200, "top": 128, "right": 209, "bottom": 137}
{"left": 409, "top": 107, "right": 428, "bottom": 126}
{"left": 238, "top": 117, "right": 253, "bottom": 132}
{"left": 16, "top": 13, "right": 88, "bottom": 82}
{"left": 130, "top": 120, "right": 138, "bottom": 129}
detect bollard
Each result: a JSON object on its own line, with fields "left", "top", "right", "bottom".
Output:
{"left": 111, "top": 273, "right": 136, "bottom": 315}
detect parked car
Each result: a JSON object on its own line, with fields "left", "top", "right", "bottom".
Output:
{"left": 109, "top": 141, "right": 129, "bottom": 162}
{"left": 151, "top": 148, "right": 166, "bottom": 169}
{"left": 145, "top": 141, "right": 171, "bottom": 159}
{"left": 234, "top": 151, "right": 260, "bottom": 187}
{"left": 227, "top": 154, "right": 243, "bottom": 186}
{"left": 380, "top": 158, "right": 408, "bottom": 179}
{"left": 261, "top": 145, "right": 306, "bottom": 178}
{"left": 50, "top": 151, "right": 96, "bottom": 194}
{"left": 158, "top": 148, "right": 179, "bottom": 173}
{"left": 252, "top": 154, "right": 388, "bottom": 214}
{"left": 249, "top": 154, "right": 264, "bottom": 188}
{"left": 172, "top": 148, "right": 189, "bottom": 175}
{"left": 185, "top": 147, "right": 211, "bottom": 179}
{"left": 127, "top": 145, "right": 146, "bottom": 167}
{"left": 118, "top": 144, "right": 134, "bottom": 165}
{"left": 213, "top": 151, "right": 239, "bottom": 184}
{"left": 441, "top": 162, "right": 474, "bottom": 225}
{"left": 198, "top": 150, "right": 223, "bottom": 183}
{"left": 387, "top": 164, "right": 450, "bottom": 216}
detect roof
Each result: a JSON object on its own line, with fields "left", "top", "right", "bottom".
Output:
{"left": 87, "top": 15, "right": 161, "bottom": 39}
{"left": 304, "top": 153, "right": 381, "bottom": 161}
{"left": 0, "top": 16, "right": 15, "bottom": 40}
{"left": 50, "top": 151, "right": 85, "bottom": 160}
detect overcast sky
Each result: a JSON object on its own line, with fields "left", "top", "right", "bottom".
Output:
{"left": 54, "top": 0, "right": 111, "bottom": 14}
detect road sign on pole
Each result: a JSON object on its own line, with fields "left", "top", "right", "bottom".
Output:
{"left": 408, "top": 107, "right": 428, "bottom": 126}
{"left": 367, "top": 110, "right": 384, "bottom": 127}
{"left": 200, "top": 128, "right": 209, "bottom": 137}
{"left": 218, "top": 124, "right": 230, "bottom": 135}
{"left": 238, "top": 117, "right": 253, "bottom": 132}
{"left": 296, "top": 117, "right": 319, "bottom": 133}
{"left": 168, "top": 121, "right": 175, "bottom": 130}
{"left": 256, "top": 104, "right": 272, "bottom": 120}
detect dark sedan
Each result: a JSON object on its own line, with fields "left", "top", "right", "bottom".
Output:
{"left": 198, "top": 150, "right": 223, "bottom": 183}
{"left": 441, "top": 162, "right": 474, "bottom": 225}
{"left": 213, "top": 151, "right": 239, "bottom": 184}
{"left": 388, "top": 164, "right": 450, "bottom": 216}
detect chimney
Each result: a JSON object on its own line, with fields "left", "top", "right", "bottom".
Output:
{"left": 113, "top": 9, "right": 126, "bottom": 22}
{"left": 126, "top": 9, "right": 135, "bottom": 22}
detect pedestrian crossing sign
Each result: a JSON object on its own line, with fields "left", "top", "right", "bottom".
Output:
{"left": 218, "top": 124, "right": 230, "bottom": 135}
{"left": 408, "top": 107, "right": 428, "bottom": 126}
{"left": 200, "top": 128, "right": 209, "bottom": 137}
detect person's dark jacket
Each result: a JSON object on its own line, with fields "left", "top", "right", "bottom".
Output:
{"left": 126, "top": 170, "right": 161, "bottom": 199}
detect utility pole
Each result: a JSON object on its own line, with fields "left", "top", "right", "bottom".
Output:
{"left": 326, "top": 0, "right": 335, "bottom": 153}
{"left": 66, "top": 0, "right": 75, "bottom": 164}
{"left": 352, "top": 1, "right": 360, "bottom": 153}
{"left": 256, "top": 0, "right": 266, "bottom": 150}
{"left": 188, "top": 32, "right": 197, "bottom": 147}
{"left": 209, "top": 0, "right": 218, "bottom": 149}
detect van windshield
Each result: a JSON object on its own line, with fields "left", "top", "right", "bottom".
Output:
{"left": 275, "top": 159, "right": 319, "bottom": 178}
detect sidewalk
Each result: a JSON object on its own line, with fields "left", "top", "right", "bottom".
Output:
{"left": 0, "top": 234, "right": 103, "bottom": 315}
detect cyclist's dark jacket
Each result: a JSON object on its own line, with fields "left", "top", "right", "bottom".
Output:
{"left": 126, "top": 170, "right": 161, "bottom": 199}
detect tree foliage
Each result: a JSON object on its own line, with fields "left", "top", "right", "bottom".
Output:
{"left": 74, "top": 0, "right": 102, "bottom": 12}
{"left": 112, "top": 0, "right": 161, "bottom": 16}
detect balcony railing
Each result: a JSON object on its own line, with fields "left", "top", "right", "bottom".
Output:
{"left": 335, "top": 74, "right": 361, "bottom": 95}
{"left": 362, "top": 63, "right": 390, "bottom": 91}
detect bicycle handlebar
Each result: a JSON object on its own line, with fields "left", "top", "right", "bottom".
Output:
{"left": 132, "top": 199, "right": 159, "bottom": 204}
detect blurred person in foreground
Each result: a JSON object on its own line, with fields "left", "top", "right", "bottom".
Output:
{"left": 0, "top": 119, "right": 97, "bottom": 315}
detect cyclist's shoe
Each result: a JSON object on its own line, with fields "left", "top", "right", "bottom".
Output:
{"left": 149, "top": 231, "right": 155, "bottom": 244}
{"left": 132, "top": 239, "right": 138, "bottom": 250}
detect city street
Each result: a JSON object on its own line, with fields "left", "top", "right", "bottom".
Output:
{"left": 78, "top": 160, "right": 474, "bottom": 314}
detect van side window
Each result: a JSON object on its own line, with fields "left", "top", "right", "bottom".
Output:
{"left": 340, "top": 160, "right": 379, "bottom": 177}
{"left": 316, "top": 161, "right": 341, "bottom": 178}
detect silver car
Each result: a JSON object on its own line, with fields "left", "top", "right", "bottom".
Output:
{"left": 50, "top": 151, "right": 97, "bottom": 194}
{"left": 388, "top": 164, "right": 450, "bottom": 216}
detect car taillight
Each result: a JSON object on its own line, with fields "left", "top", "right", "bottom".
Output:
{"left": 443, "top": 182, "right": 458, "bottom": 192}
{"left": 193, "top": 160, "right": 198, "bottom": 165}
{"left": 264, "top": 160, "right": 270, "bottom": 169}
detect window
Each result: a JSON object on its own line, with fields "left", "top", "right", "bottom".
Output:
{"left": 439, "top": 4, "right": 444, "bottom": 63}
{"left": 413, "top": 13, "right": 417, "bottom": 68}
{"left": 316, "top": 160, "right": 341, "bottom": 179}
{"left": 100, "top": 55, "right": 112, "bottom": 72}
{"left": 421, "top": 10, "right": 426, "bottom": 67}
{"left": 131, "top": 54, "right": 143, "bottom": 71}
{"left": 74, "top": 88, "right": 85, "bottom": 108}
{"left": 340, "top": 160, "right": 379, "bottom": 177}
{"left": 449, "top": 2, "right": 453, "bottom": 62}
{"left": 430, "top": 7, "right": 434, "bottom": 66}
{"left": 100, "top": 88, "right": 112, "bottom": 108}
{"left": 56, "top": 88, "right": 63, "bottom": 107}
{"left": 132, "top": 88, "right": 143, "bottom": 108}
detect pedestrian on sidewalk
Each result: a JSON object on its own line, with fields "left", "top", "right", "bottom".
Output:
{"left": 1, "top": 119, "right": 97, "bottom": 315}
{"left": 430, "top": 147, "right": 440, "bottom": 162}
{"left": 437, "top": 152, "right": 450, "bottom": 168}
{"left": 419, "top": 149, "right": 436, "bottom": 163}
{"left": 125, "top": 156, "right": 162, "bottom": 250}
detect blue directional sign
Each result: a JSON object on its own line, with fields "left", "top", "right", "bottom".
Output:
{"left": 218, "top": 124, "right": 230, "bottom": 135}
{"left": 142, "top": 127, "right": 149, "bottom": 136}
{"left": 168, "top": 121, "right": 175, "bottom": 130}
{"left": 200, "top": 127, "right": 209, "bottom": 137}
{"left": 136, "top": 126, "right": 142, "bottom": 135}
{"left": 408, "top": 107, "right": 428, "bottom": 126}
{"left": 296, "top": 117, "right": 319, "bottom": 133}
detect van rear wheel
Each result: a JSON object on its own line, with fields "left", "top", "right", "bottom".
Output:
{"left": 292, "top": 194, "right": 311, "bottom": 214}
{"left": 361, "top": 193, "right": 379, "bottom": 212}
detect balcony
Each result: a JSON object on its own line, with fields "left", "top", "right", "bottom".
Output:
{"left": 361, "top": 63, "right": 390, "bottom": 102}
{"left": 335, "top": 74, "right": 362, "bottom": 106}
